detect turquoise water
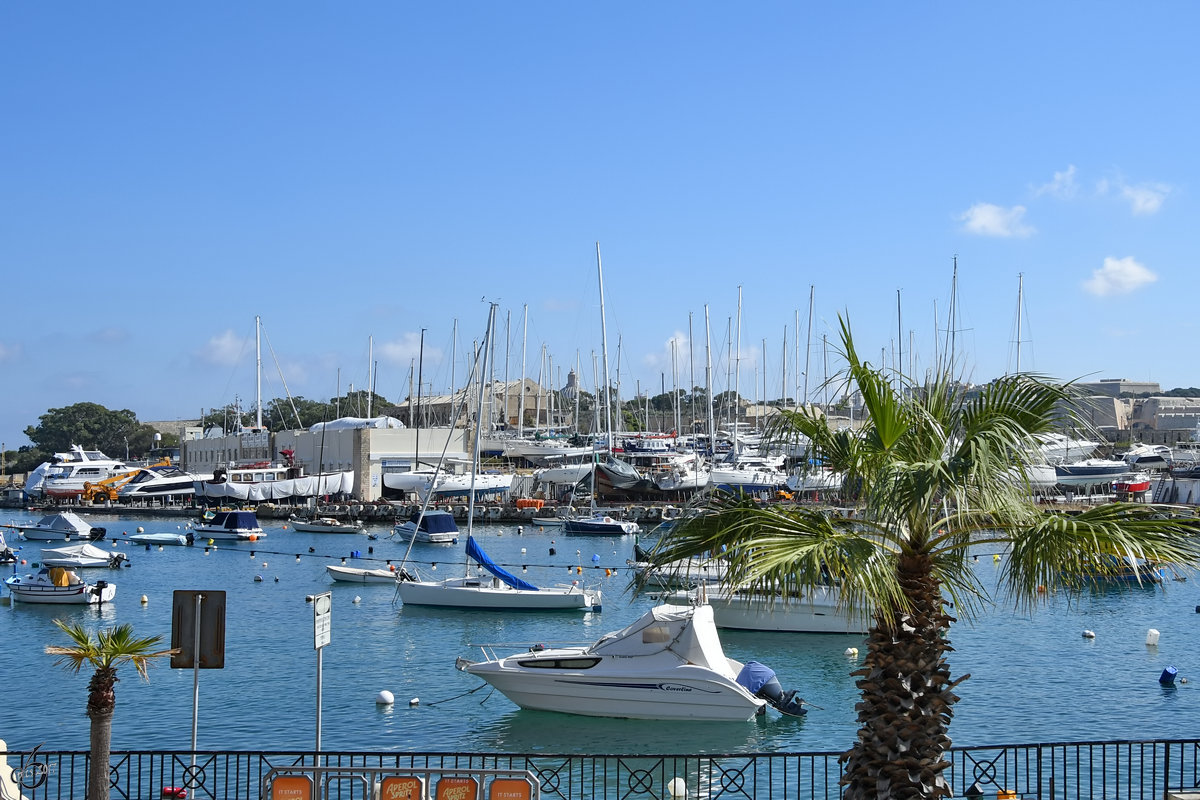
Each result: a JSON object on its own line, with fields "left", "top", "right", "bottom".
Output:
{"left": 2, "top": 512, "right": 1198, "bottom": 755}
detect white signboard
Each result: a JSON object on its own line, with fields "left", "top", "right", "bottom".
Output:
{"left": 313, "top": 592, "right": 332, "bottom": 649}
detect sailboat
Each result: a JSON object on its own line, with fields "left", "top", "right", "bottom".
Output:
{"left": 562, "top": 244, "right": 641, "bottom": 537}
{"left": 396, "top": 304, "right": 603, "bottom": 611}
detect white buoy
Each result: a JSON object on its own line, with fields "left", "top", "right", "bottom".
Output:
{"left": 140, "top": 595, "right": 148, "bottom": 604}
{"left": 409, "top": 697, "right": 419, "bottom": 706}
{"left": 1083, "top": 630, "right": 1096, "bottom": 639}
{"left": 353, "top": 596, "right": 361, "bottom": 604}
{"left": 376, "top": 690, "right": 394, "bottom": 705}
{"left": 1146, "top": 628, "right": 1161, "bottom": 646}
{"left": 668, "top": 777, "right": 687, "bottom": 797}
{"left": 136, "top": 526, "right": 144, "bottom": 533}
{"left": 844, "top": 647, "right": 859, "bottom": 656}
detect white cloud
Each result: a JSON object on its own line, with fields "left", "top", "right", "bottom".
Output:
{"left": 641, "top": 331, "right": 691, "bottom": 379}
{"left": 1033, "top": 165, "right": 1078, "bottom": 199}
{"left": 957, "top": 203, "right": 1035, "bottom": 237}
{"left": 197, "top": 329, "right": 251, "bottom": 367}
{"left": 0, "top": 341, "right": 20, "bottom": 362}
{"left": 1083, "top": 256, "right": 1157, "bottom": 296}
{"left": 1121, "top": 182, "right": 1170, "bottom": 215}
{"left": 378, "top": 332, "right": 443, "bottom": 366}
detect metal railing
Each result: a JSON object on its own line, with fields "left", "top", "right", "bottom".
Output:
{"left": 3, "top": 740, "right": 1198, "bottom": 799}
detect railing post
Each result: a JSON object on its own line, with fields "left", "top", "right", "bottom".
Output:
{"left": 1162, "top": 741, "right": 1171, "bottom": 800}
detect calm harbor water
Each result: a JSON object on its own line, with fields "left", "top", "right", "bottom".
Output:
{"left": 2, "top": 510, "right": 1198, "bottom": 755}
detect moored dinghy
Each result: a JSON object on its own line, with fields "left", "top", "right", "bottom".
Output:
{"left": 5, "top": 567, "right": 116, "bottom": 604}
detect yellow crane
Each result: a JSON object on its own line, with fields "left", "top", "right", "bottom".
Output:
{"left": 82, "top": 458, "right": 171, "bottom": 504}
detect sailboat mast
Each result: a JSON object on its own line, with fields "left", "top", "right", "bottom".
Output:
{"left": 255, "top": 315, "right": 263, "bottom": 428}
{"left": 1015, "top": 272, "right": 1025, "bottom": 374}
{"left": 704, "top": 305, "right": 715, "bottom": 457}
{"left": 803, "top": 286, "right": 814, "bottom": 407}
{"left": 519, "top": 304, "right": 528, "bottom": 438}
{"left": 596, "top": 243, "right": 614, "bottom": 445}
{"left": 466, "top": 304, "right": 497, "bottom": 545}
{"left": 415, "top": 329, "right": 424, "bottom": 469}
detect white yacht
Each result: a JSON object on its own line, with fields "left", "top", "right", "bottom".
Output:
{"left": 37, "top": 446, "right": 130, "bottom": 500}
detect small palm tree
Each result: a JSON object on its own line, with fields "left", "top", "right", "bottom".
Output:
{"left": 46, "top": 620, "right": 177, "bottom": 800}
{"left": 645, "top": 317, "right": 1200, "bottom": 800}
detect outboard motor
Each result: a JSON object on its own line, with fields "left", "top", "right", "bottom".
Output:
{"left": 88, "top": 527, "right": 107, "bottom": 541}
{"left": 736, "top": 661, "right": 808, "bottom": 717}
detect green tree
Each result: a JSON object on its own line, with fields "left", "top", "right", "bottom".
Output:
{"left": 644, "top": 318, "right": 1200, "bottom": 800}
{"left": 24, "top": 403, "right": 157, "bottom": 459}
{"left": 45, "top": 621, "right": 177, "bottom": 800}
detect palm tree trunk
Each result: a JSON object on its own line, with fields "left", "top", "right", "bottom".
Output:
{"left": 87, "top": 667, "right": 117, "bottom": 800}
{"left": 840, "top": 553, "right": 963, "bottom": 800}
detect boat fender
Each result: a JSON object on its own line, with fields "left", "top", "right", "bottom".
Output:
{"left": 162, "top": 787, "right": 188, "bottom": 798}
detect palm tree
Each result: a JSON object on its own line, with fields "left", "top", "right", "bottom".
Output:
{"left": 46, "top": 620, "right": 177, "bottom": 800}
{"left": 643, "top": 317, "right": 1200, "bottom": 800}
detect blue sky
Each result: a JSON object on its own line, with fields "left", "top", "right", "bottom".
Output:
{"left": 2, "top": 3, "right": 1197, "bottom": 449}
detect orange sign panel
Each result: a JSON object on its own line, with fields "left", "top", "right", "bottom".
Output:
{"left": 489, "top": 777, "right": 533, "bottom": 800}
{"left": 436, "top": 775, "right": 478, "bottom": 800}
{"left": 271, "top": 775, "right": 313, "bottom": 800}
{"left": 380, "top": 775, "right": 424, "bottom": 800}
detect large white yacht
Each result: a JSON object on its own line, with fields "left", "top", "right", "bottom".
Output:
{"left": 36, "top": 446, "right": 130, "bottom": 500}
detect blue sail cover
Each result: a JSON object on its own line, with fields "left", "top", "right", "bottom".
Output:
{"left": 465, "top": 535, "right": 540, "bottom": 591}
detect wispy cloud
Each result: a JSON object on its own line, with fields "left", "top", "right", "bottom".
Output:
{"left": 641, "top": 331, "right": 691, "bottom": 380}
{"left": 378, "top": 331, "right": 443, "bottom": 366}
{"left": 1083, "top": 256, "right": 1157, "bottom": 296}
{"left": 1033, "top": 165, "right": 1078, "bottom": 199}
{"left": 1121, "top": 182, "right": 1171, "bottom": 215}
{"left": 197, "top": 330, "right": 252, "bottom": 367}
{"left": 957, "top": 203, "right": 1035, "bottom": 237}
{"left": 0, "top": 341, "right": 21, "bottom": 362}
{"left": 1097, "top": 176, "right": 1171, "bottom": 216}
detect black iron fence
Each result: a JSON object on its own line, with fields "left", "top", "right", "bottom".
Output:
{"left": 3, "top": 740, "right": 1199, "bottom": 799}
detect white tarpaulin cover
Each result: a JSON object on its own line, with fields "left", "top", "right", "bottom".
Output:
{"left": 308, "top": 416, "right": 405, "bottom": 433}
{"left": 193, "top": 471, "right": 355, "bottom": 500}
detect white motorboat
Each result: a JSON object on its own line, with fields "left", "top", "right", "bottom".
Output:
{"left": 193, "top": 510, "right": 264, "bottom": 541}
{"left": 4, "top": 567, "right": 116, "bottom": 604}
{"left": 665, "top": 584, "right": 869, "bottom": 634}
{"left": 39, "top": 542, "right": 129, "bottom": 569}
{"left": 326, "top": 564, "right": 410, "bottom": 583}
{"left": 117, "top": 464, "right": 201, "bottom": 501}
{"left": 129, "top": 532, "right": 192, "bottom": 546}
{"left": 290, "top": 516, "right": 365, "bottom": 534}
{"left": 394, "top": 508, "right": 459, "bottom": 544}
{"left": 459, "top": 603, "right": 807, "bottom": 721}
{"left": 16, "top": 511, "right": 102, "bottom": 542}
{"left": 397, "top": 534, "right": 600, "bottom": 610}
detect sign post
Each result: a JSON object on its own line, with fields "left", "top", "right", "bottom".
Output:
{"left": 170, "top": 590, "right": 226, "bottom": 766}
{"left": 313, "top": 592, "right": 331, "bottom": 756}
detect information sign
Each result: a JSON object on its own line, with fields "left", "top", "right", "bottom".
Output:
{"left": 314, "top": 592, "right": 332, "bottom": 649}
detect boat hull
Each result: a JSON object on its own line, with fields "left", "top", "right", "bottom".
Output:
{"left": 466, "top": 660, "right": 763, "bottom": 720}
{"left": 291, "top": 521, "right": 364, "bottom": 534}
{"left": 326, "top": 565, "right": 398, "bottom": 583}
{"left": 5, "top": 574, "right": 116, "bottom": 604}
{"left": 398, "top": 578, "right": 597, "bottom": 610}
